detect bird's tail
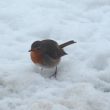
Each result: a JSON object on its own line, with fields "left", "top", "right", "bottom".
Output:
{"left": 59, "top": 40, "right": 76, "bottom": 48}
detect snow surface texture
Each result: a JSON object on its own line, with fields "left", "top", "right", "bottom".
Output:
{"left": 0, "top": 0, "right": 110, "bottom": 110}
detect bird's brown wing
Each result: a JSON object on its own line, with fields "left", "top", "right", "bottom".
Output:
{"left": 42, "top": 40, "right": 67, "bottom": 59}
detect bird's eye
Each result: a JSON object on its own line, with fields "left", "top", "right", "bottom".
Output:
{"left": 32, "top": 43, "right": 41, "bottom": 50}
{"left": 31, "top": 41, "right": 41, "bottom": 50}
{"left": 36, "top": 44, "right": 41, "bottom": 48}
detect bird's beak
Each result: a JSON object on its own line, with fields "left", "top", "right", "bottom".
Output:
{"left": 28, "top": 49, "right": 32, "bottom": 52}
{"left": 28, "top": 48, "right": 37, "bottom": 52}
{"left": 73, "top": 41, "right": 77, "bottom": 43}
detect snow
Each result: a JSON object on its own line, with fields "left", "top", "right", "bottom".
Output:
{"left": 0, "top": 0, "right": 110, "bottom": 110}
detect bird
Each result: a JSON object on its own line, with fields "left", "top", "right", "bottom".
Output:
{"left": 29, "top": 39, "right": 76, "bottom": 77}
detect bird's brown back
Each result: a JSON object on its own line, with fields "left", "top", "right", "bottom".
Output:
{"left": 41, "top": 39, "right": 67, "bottom": 59}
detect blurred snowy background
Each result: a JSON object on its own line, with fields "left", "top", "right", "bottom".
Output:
{"left": 0, "top": 0, "right": 110, "bottom": 110}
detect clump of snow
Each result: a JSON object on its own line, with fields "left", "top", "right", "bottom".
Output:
{"left": 0, "top": 0, "right": 110, "bottom": 110}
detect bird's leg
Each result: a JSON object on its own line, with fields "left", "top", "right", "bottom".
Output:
{"left": 41, "top": 67, "right": 43, "bottom": 72}
{"left": 41, "top": 67, "right": 43, "bottom": 71}
{"left": 54, "top": 66, "right": 57, "bottom": 78}
{"left": 50, "top": 66, "right": 57, "bottom": 78}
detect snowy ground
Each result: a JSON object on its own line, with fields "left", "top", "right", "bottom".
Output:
{"left": 0, "top": 0, "right": 110, "bottom": 110}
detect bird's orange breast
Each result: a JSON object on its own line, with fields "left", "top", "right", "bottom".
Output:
{"left": 30, "top": 51, "right": 43, "bottom": 64}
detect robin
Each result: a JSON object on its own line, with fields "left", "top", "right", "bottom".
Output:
{"left": 29, "top": 39, "right": 76, "bottom": 77}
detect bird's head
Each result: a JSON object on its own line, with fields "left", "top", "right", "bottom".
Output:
{"left": 28, "top": 41, "right": 42, "bottom": 52}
